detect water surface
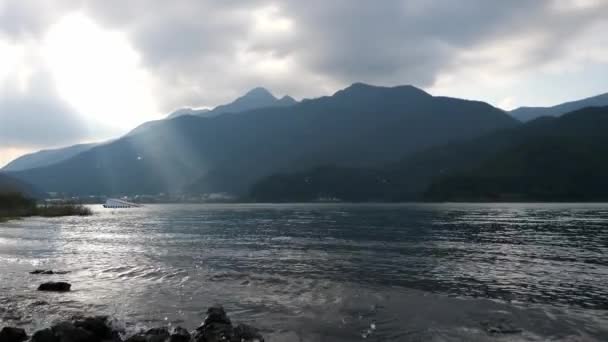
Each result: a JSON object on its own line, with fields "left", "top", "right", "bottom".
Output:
{"left": 1, "top": 203, "right": 607, "bottom": 341}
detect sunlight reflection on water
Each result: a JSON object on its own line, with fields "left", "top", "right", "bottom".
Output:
{"left": 1, "top": 203, "right": 607, "bottom": 341}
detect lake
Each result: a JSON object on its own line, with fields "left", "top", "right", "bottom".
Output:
{"left": 1, "top": 203, "right": 607, "bottom": 341}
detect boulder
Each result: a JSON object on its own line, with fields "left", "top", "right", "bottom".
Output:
{"left": 144, "top": 327, "right": 170, "bottom": 342}
{"left": 233, "top": 324, "right": 264, "bottom": 342}
{"left": 51, "top": 322, "right": 99, "bottom": 342}
{"left": 30, "top": 328, "right": 58, "bottom": 342}
{"left": 0, "top": 327, "right": 28, "bottom": 342}
{"left": 27, "top": 307, "right": 263, "bottom": 342}
{"left": 124, "top": 335, "right": 146, "bottom": 342}
{"left": 125, "top": 327, "right": 169, "bottom": 342}
{"left": 203, "top": 307, "right": 232, "bottom": 326}
{"left": 73, "top": 316, "right": 113, "bottom": 340}
{"left": 193, "top": 306, "right": 234, "bottom": 342}
{"left": 481, "top": 320, "right": 522, "bottom": 335}
{"left": 30, "top": 320, "right": 110, "bottom": 342}
{"left": 30, "top": 270, "right": 54, "bottom": 275}
{"left": 38, "top": 282, "right": 71, "bottom": 292}
{"left": 169, "top": 327, "right": 190, "bottom": 342}
{"left": 30, "top": 270, "right": 70, "bottom": 275}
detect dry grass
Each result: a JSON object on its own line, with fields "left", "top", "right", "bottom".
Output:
{"left": 36, "top": 203, "right": 93, "bottom": 217}
{"left": 0, "top": 193, "right": 92, "bottom": 220}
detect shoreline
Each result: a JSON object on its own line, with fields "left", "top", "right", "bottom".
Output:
{"left": 0, "top": 307, "right": 264, "bottom": 342}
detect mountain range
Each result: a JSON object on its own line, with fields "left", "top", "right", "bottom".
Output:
{"left": 4, "top": 84, "right": 607, "bottom": 202}
{"left": 167, "top": 87, "right": 296, "bottom": 119}
{"left": 128, "top": 87, "right": 297, "bottom": 136}
{"left": 0, "top": 172, "right": 43, "bottom": 198}
{"left": 509, "top": 92, "right": 608, "bottom": 122}
{"left": 251, "top": 106, "right": 608, "bottom": 202}
{"left": 3, "top": 143, "right": 98, "bottom": 172}
{"left": 426, "top": 106, "right": 608, "bottom": 201}
{"left": 3, "top": 87, "right": 296, "bottom": 173}
{"left": 6, "top": 83, "right": 517, "bottom": 196}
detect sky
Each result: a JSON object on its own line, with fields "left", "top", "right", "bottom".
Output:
{"left": 1, "top": 0, "right": 608, "bottom": 167}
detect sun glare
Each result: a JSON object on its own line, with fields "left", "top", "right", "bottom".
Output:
{"left": 43, "top": 13, "right": 160, "bottom": 134}
{"left": 253, "top": 5, "right": 294, "bottom": 35}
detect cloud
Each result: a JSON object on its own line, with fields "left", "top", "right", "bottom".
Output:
{"left": 77, "top": 0, "right": 608, "bottom": 108}
{"left": 0, "top": 0, "right": 607, "bottom": 161}
{"left": 0, "top": 69, "right": 89, "bottom": 148}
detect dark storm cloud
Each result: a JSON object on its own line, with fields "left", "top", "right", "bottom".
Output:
{"left": 0, "top": 0, "right": 71, "bottom": 39}
{"left": 0, "top": 0, "right": 607, "bottom": 154}
{"left": 260, "top": 0, "right": 606, "bottom": 85}
{"left": 80, "top": 0, "right": 608, "bottom": 106}
{"left": 1, "top": 1, "right": 607, "bottom": 90}
{"left": 0, "top": 71, "right": 89, "bottom": 147}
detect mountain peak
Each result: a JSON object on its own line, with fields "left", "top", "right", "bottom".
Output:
{"left": 204, "top": 87, "right": 283, "bottom": 116}
{"left": 278, "top": 95, "right": 297, "bottom": 105}
{"left": 243, "top": 87, "right": 276, "bottom": 100}
{"left": 510, "top": 91, "right": 608, "bottom": 122}
{"left": 335, "top": 83, "right": 430, "bottom": 99}
{"left": 167, "top": 107, "right": 210, "bottom": 119}
{"left": 346, "top": 82, "right": 374, "bottom": 89}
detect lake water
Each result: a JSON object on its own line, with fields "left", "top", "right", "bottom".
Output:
{"left": 1, "top": 203, "right": 607, "bottom": 341}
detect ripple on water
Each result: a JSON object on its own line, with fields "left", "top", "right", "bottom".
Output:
{"left": 1, "top": 203, "right": 608, "bottom": 341}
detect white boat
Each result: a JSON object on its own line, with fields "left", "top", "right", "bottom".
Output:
{"left": 103, "top": 198, "right": 141, "bottom": 208}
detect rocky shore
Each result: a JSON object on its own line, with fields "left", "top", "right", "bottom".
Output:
{"left": 0, "top": 306, "right": 264, "bottom": 342}
{"left": 0, "top": 272, "right": 264, "bottom": 342}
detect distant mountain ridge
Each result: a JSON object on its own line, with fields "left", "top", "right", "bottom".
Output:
{"left": 129, "top": 87, "right": 297, "bottom": 136}
{"left": 2, "top": 143, "right": 98, "bottom": 172}
{"left": 2, "top": 88, "right": 298, "bottom": 173}
{"left": 9, "top": 83, "right": 517, "bottom": 196}
{"left": 166, "top": 87, "right": 297, "bottom": 119}
{"left": 251, "top": 105, "right": 608, "bottom": 202}
{"left": 509, "top": 92, "right": 608, "bottom": 122}
{"left": 426, "top": 106, "right": 608, "bottom": 201}
{"left": 167, "top": 108, "right": 210, "bottom": 119}
{"left": 0, "top": 173, "right": 43, "bottom": 198}
{"left": 204, "top": 87, "right": 297, "bottom": 117}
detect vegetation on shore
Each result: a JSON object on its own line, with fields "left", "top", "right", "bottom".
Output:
{"left": 250, "top": 106, "right": 608, "bottom": 202}
{"left": 0, "top": 193, "right": 92, "bottom": 221}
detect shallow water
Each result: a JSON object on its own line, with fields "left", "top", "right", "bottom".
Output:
{"left": 1, "top": 203, "right": 607, "bottom": 341}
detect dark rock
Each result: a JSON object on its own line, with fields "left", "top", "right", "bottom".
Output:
{"left": 481, "top": 320, "right": 522, "bottom": 335}
{"left": 144, "top": 327, "right": 170, "bottom": 342}
{"left": 38, "top": 282, "right": 71, "bottom": 292}
{"left": 124, "top": 335, "right": 147, "bottom": 342}
{"left": 126, "top": 327, "right": 170, "bottom": 342}
{"left": 51, "top": 322, "right": 99, "bottom": 342}
{"left": 193, "top": 324, "right": 233, "bottom": 342}
{"left": 30, "top": 270, "right": 70, "bottom": 275}
{"left": 30, "top": 328, "right": 58, "bottom": 342}
{"left": 73, "top": 316, "right": 112, "bottom": 340}
{"left": 0, "top": 327, "right": 28, "bottom": 342}
{"left": 28, "top": 307, "right": 263, "bottom": 342}
{"left": 203, "top": 307, "right": 232, "bottom": 326}
{"left": 233, "top": 324, "right": 264, "bottom": 342}
{"left": 169, "top": 327, "right": 190, "bottom": 342}
{"left": 193, "top": 306, "right": 234, "bottom": 342}
{"left": 31, "top": 300, "right": 49, "bottom": 306}
{"left": 192, "top": 306, "right": 265, "bottom": 342}
{"left": 30, "top": 270, "right": 54, "bottom": 275}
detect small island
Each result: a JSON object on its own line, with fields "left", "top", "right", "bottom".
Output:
{"left": 0, "top": 192, "right": 92, "bottom": 222}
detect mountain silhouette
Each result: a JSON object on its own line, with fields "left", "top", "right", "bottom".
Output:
{"left": 251, "top": 105, "right": 608, "bottom": 202}
{"left": 129, "top": 87, "right": 297, "bottom": 135}
{"left": 10, "top": 83, "right": 517, "bottom": 196}
{"left": 2, "top": 143, "right": 98, "bottom": 172}
{"left": 510, "top": 92, "right": 608, "bottom": 122}
{"left": 0, "top": 172, "right": 43, "bottom": 198}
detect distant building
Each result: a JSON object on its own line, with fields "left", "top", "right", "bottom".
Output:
{"left": 103, "top": 198, "right": 141, "bottom": 208}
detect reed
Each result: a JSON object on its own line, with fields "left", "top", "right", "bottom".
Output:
{"left": 0, "top": 193, "right": 92, "bottom": 219}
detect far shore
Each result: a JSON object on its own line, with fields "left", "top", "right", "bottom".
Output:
{"left": 0, "top": 193, "right": 92, "bottom": 222}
